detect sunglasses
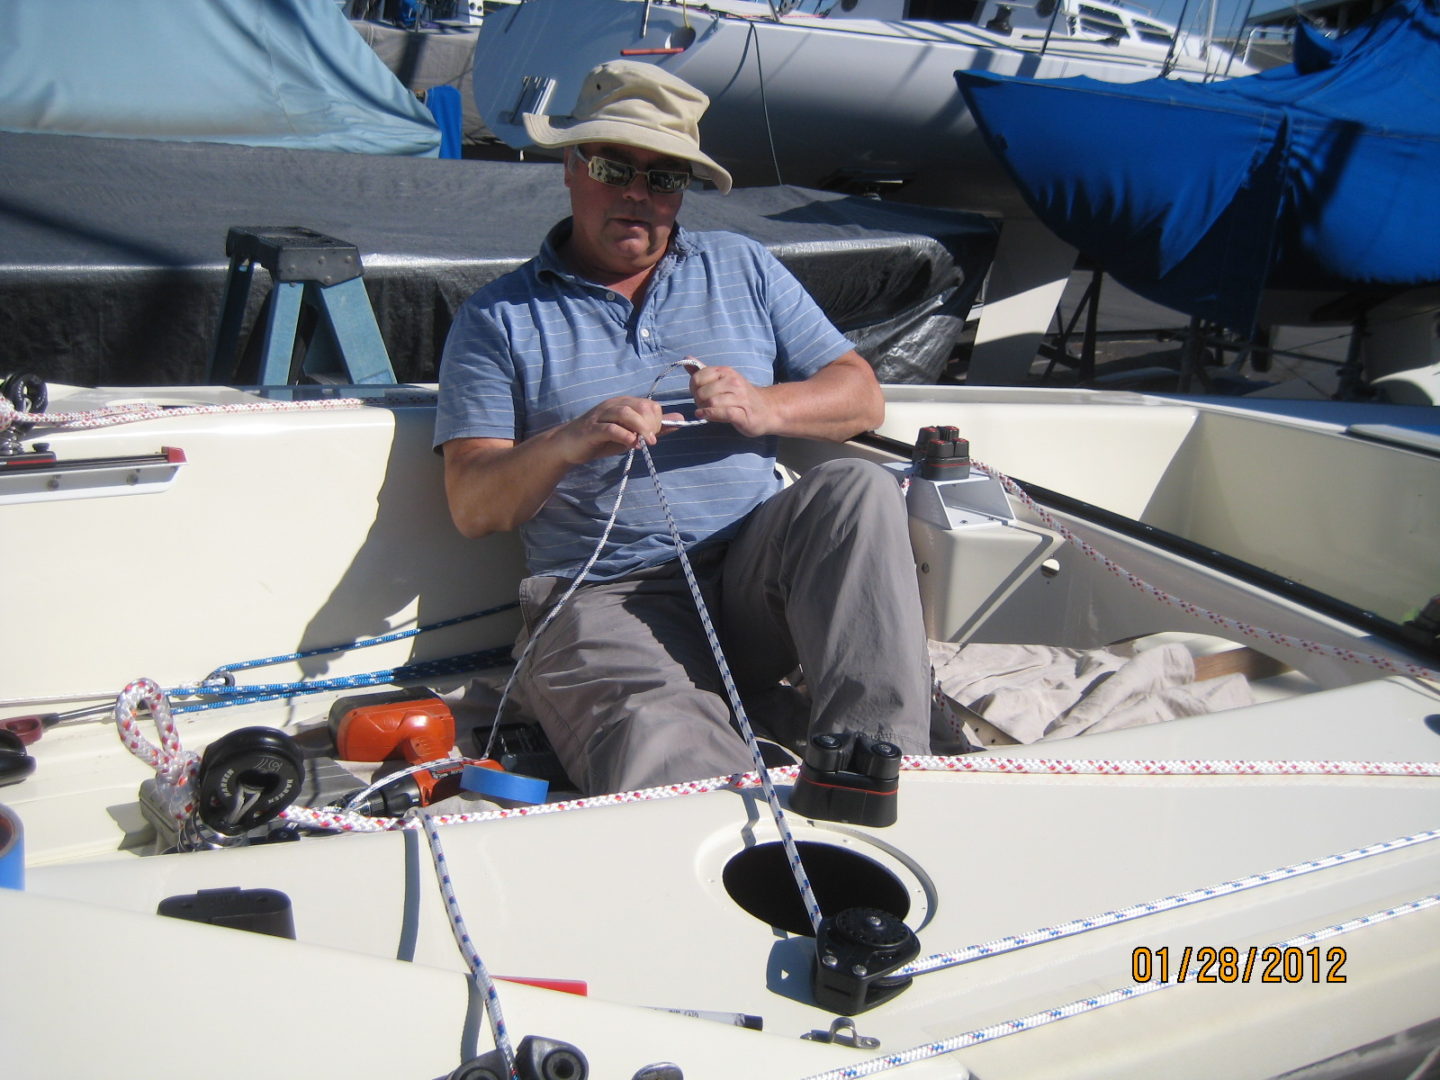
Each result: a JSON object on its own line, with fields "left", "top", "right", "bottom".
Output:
{"left": 575, "top": 146, "right": 692, "bottom": 195}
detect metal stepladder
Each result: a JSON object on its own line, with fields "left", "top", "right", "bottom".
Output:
{"left": 209, "top": 226, "right": 396, "bottom": 385}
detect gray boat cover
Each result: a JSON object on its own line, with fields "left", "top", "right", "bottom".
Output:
{"left": 0, "top": 0, "right": 440, "bottom": 156}
{"left": 0, "top": 132, "right": 996, "bottom": 386}
{"left": 349, "top": 20, "right": 491, "bottom": 146}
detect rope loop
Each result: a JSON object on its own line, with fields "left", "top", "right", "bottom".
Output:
{"left": 114, "top": 677, "right": 201, "bottom": 823}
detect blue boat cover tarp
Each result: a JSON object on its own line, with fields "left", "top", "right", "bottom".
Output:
{"left": 957, "top": 0, "right": 1440, "bottom": 333}
{"left": 0, "top": 0, "right": 440, "bottom": 156}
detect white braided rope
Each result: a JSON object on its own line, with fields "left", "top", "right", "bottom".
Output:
{"left": 901, "top": 826, "right": 1440, "bottom": 976}
{"left": 975, "top": 459, "right": 1440, "bottom": 683}
{"left": 481, "top": 450, "right": 636, "bottom": 760}
{"left": 904, "top": 754, "right": 1440, "bottom": 778}
{"left": 481, "top": 353, "right": 701, "bottom": 760}
{"left": 113, "top": 677, "right": 201, "bottom": 824}
{"left": 640, "top": 437, "right": 826, "bottom": 933}
{"left": 415, "top": 810, "right": 517, "bottom": 1073}
{"left": 281, "top": 753, "right": 1440, "bottom": 834}
{"left": 800, "top": 893, "right": 1440, "bottom": 1080}
{"left": 109, "top": 699, "right": 1434, "bottom": 1077}
{"left": 0, "top": 394, "right": 365, "bottom": 432}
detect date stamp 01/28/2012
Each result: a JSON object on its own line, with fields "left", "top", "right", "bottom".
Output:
{"left": 1132, "top": 945, "right": 1348, "bottom": 984}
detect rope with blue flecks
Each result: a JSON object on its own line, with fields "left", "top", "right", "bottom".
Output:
{"left": 474, "top": 354, "right": 824, "bottom": 933}
{"left": 110, "top": 679, "right": 1433, "bottom": 1078}
{"left": 797, "top": 892, "right": 1440, "bottom": 1080}
{"left": 897, "top": 825, "right": 1440, "bottom": 977}
{"left": 393, "top": 354, "right": 823, "bottom": 1069}
{"left": 415, "top": 809, "right": 518, "bottom": 1076}
{"left": 645, "top": 356, "right": 825, "bottom": 931}
{"left": 639, "top": 435, "right": 825, "bottom": 934}
{"left": 166, "top": 604, "right": 517, "bottom": 714}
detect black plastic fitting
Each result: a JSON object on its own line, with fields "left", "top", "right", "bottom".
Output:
{"left": 788, "top": 731, "right": 901, "bottom": 827}
{"left": 813, "top": 906, "right": 920, "bottom": 1015}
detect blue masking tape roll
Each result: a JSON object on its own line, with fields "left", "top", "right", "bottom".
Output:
{"left": 460, "top": 764, "right": 548, "bottom": 805}
{"left": 0, "top": 804, "right": 23, "bottom": 890}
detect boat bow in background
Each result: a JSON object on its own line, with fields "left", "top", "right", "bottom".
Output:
{"left": 472, "top": 0, "right": 1254, "bottom": 210}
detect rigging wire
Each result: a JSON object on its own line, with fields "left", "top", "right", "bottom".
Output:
{"left": 744, "top": 20, "right": 786, "bottom": 186}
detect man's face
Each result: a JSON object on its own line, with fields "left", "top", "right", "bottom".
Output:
{"left": 564, "top": 142, "right": 688, "bottom": 280}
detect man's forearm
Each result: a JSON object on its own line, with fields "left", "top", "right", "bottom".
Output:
{"left": 693, "top": 350, "right": 884, "bottom": 441}
{"left": 442, "top": 433, "right": 571, "bottom": 538}
{"left": 763, "top": 351, "right": 885, "bottom": 441}
{"left": 442, "top": 396, "right": 677, "bottom": 538}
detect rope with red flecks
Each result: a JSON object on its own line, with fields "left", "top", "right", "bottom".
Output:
{"left": 114, "top": 677, "right": 202, "bottom": 825}
{"left": 0, "top": 394, "right": 364, "bottom": 432}
{"left": 974, "top": 459, "right": 1440, "bottom": 683}
{"left": 274, "top": 753, "right": 1440, "bottom": 836}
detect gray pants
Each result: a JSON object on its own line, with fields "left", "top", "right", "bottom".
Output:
{"left": 509, "top": 458, "right": 931, "bottom": 795}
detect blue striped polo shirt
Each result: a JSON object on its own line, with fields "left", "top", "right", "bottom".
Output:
{"left": 434, "top": 220, "right": 854, "bottom": 581}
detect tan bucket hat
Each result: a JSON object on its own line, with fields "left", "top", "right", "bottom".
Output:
{"left": 522, "top": 60, "right": 733, "bottom": 194}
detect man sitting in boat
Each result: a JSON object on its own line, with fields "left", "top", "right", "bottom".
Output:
{"left": 434, "top": 61, "right": 932, "bottom": 795}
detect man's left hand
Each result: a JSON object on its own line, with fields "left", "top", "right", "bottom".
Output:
{"left": 691, "top": 365, "right": 776, "bottom": 437}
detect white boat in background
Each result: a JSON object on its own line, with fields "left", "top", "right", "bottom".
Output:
{"left": 3, "top": 377, "right": 1439, "bottom": 1078}
{"left": 471, "top": 0, "right": 1256, "bottom": 213}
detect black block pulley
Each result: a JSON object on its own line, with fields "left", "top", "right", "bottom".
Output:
{"left": 195, "top": 726, "right": 304, "bottom": 836}
{"left": 813, "top": 906, "right": 920, "bottom": 1015}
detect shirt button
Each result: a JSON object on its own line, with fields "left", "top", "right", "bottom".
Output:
{"left": 640, "top": 328, "right": 651, "bottom": 339}
{"left": 606, "top": 291, "right": 616, "bottom": 302}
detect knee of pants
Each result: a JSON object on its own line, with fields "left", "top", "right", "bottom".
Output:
{"left": 798, "top": 457, "right": 906, "bottom": 524}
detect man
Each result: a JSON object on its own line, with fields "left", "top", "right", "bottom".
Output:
{"left": 435, "top": 60, "right": 932, "bottom": 794}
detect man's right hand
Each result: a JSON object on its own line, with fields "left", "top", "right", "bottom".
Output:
{"left": 442, "top": 395, "right": 681, "bottom": 538}
{"left": 558, "top": 395, "right": 682, "bottom": 463}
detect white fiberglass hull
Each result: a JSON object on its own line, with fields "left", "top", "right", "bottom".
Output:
{"left": 2, "top": 382, "right": 1438, "bottom": 1078}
